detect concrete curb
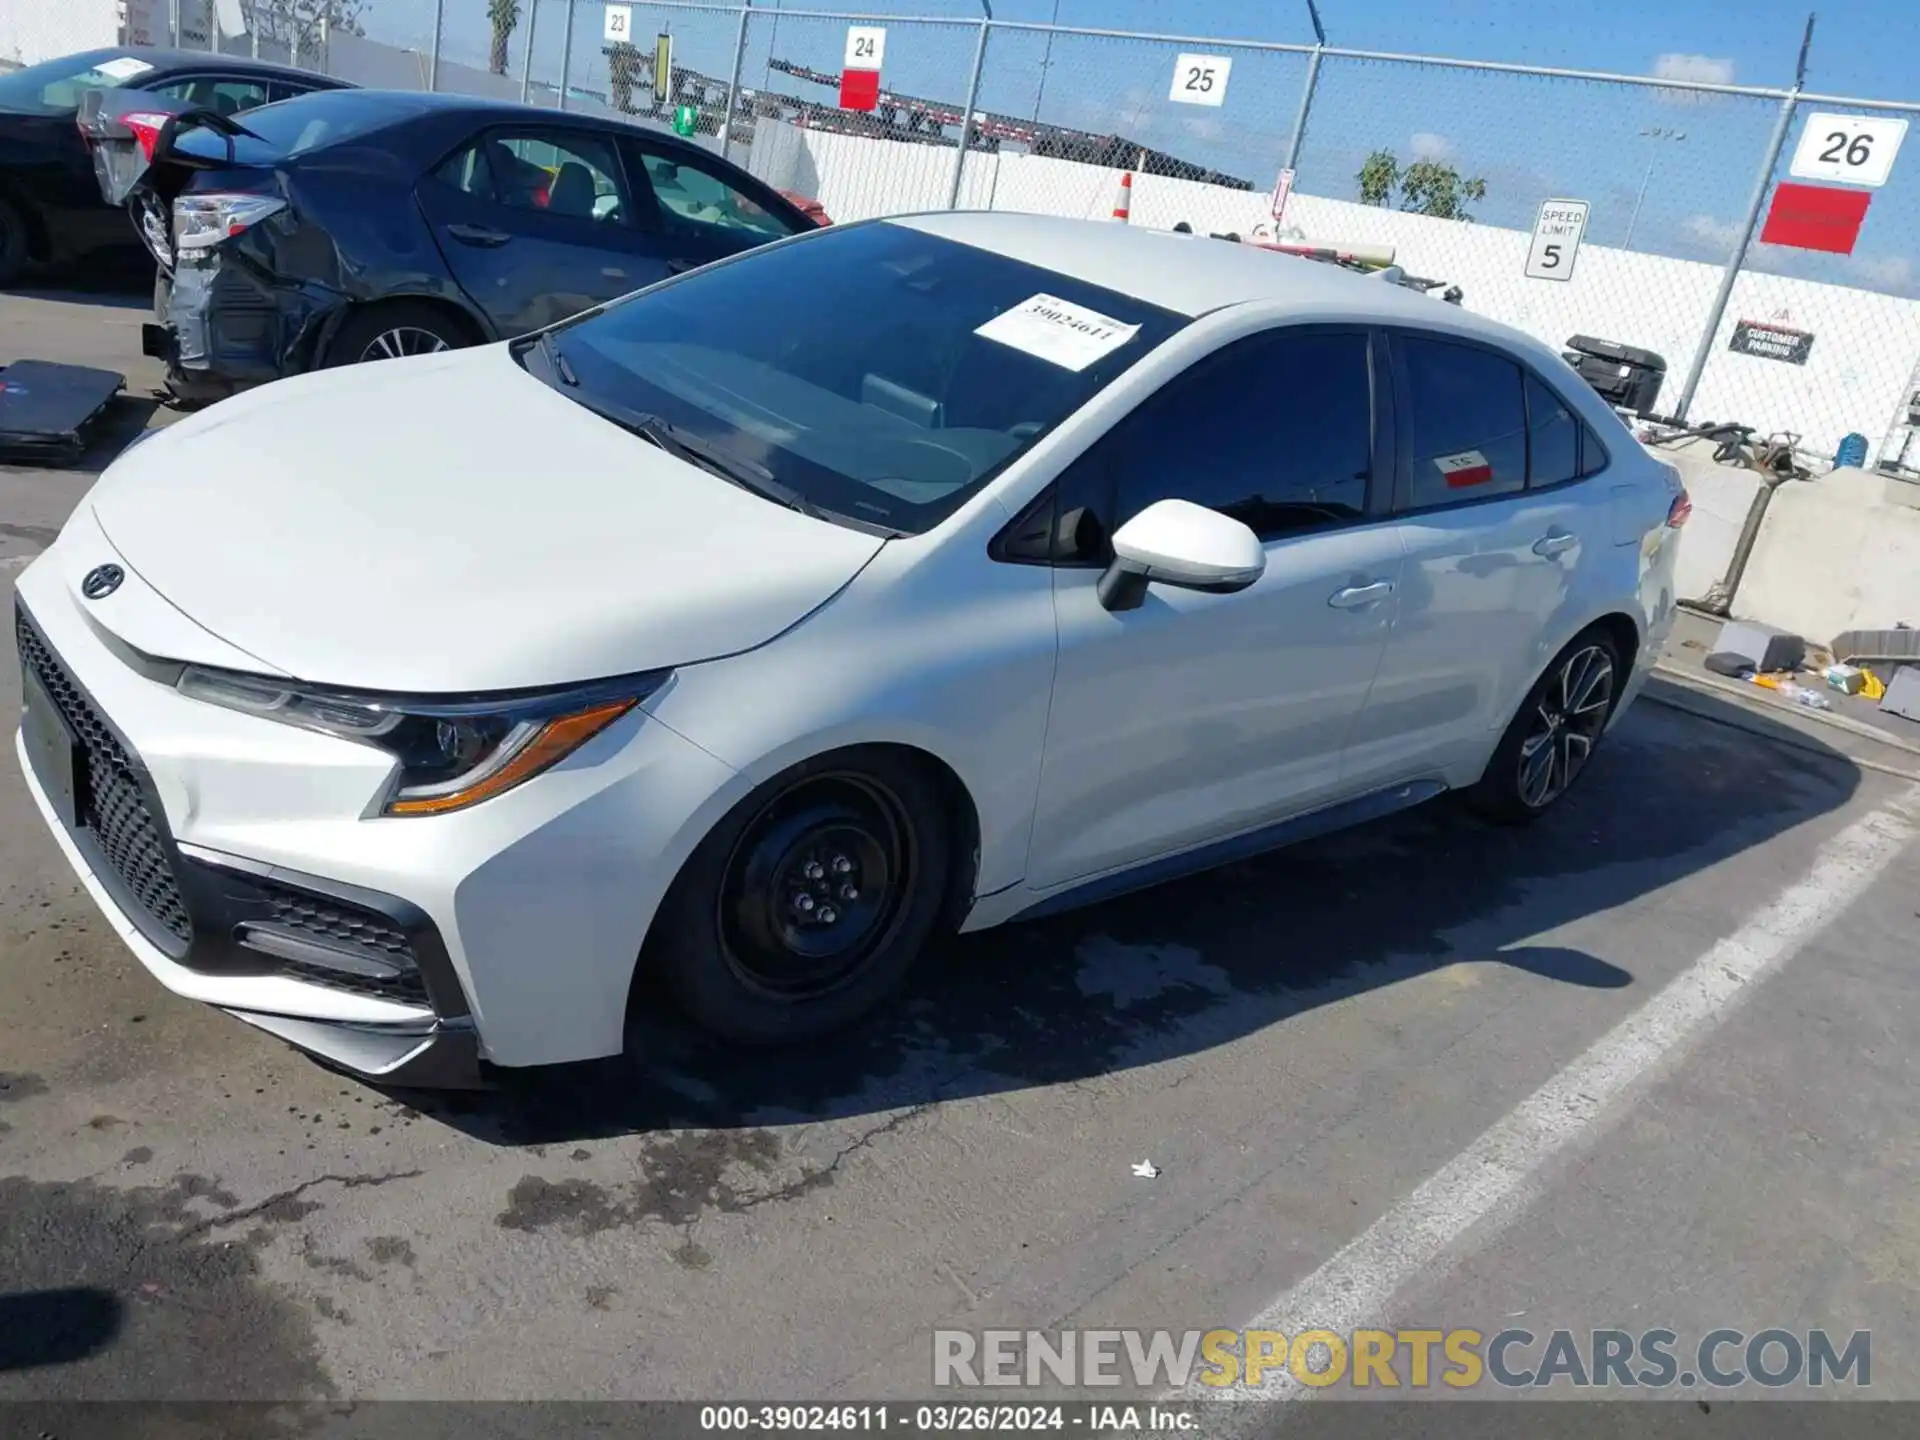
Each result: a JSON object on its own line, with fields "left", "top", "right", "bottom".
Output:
{"left": 1653, "top": 658, "right": 1920, "bottom": 759}
{"left": 1646, "top": 665, "right": 1920, "bottom": 783}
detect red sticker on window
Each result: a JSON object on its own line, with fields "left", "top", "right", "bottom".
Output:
{"left": 1436, "top": 449, "right": 1493, "bottom": 488}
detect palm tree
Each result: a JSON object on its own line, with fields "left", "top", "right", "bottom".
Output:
{"left": 488, "top": 0, "right": 521, "bottom": 75}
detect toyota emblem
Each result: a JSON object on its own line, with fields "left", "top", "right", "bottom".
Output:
{"left": 81, "top": 564, "right": 124, "bottom": 600}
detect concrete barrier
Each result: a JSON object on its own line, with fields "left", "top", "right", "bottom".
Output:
{"left": 1734, "top": 465, "right": 1920, "bottom": 645}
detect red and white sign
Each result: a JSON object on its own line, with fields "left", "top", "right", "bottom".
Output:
{"left": 840, "top": 25, "right": 885, "bottom": 112}
{"left": 1759, "top": 181, "right": 1870, "bottom": 255}
{"left": 1436, "top": 449, "right": 1494, "bottom": 489}
{"left": 1270, "top": 167, "right": 1295, "bottom": 224}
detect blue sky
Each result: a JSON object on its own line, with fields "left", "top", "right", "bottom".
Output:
{"left": 366, "top": 0, "right": 1920, "bottom": 294}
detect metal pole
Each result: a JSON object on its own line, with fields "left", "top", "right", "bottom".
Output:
{"left": 206, "top": 0, "right": 216, "bottom": 49}
{"left": 427, "top": 0, "right": 444, "bottom": 92}
{"left": 1623, "top": 149, "right": 1657, "bottom": 250}
{"left": 720, "top": 1, "right": 752, "bottom": 160}
{"left": 1282, "top": 45, "right": 1322, "bottom": 173}
{"left": 1672, "top": 13, "right": 1813, "bottom": 420}
{"left": 557, "top": 0, "right": 575, "bottom": 109}
{"left": 945, "top": 19, "right": 990, "bottom": 210}
{"left": 319, "top": 8, "right": 330, "bottom": 69}
{"left": 169, "top": 0, "right": 181, "bottom": 47}
{"left": 1032, "top": 0, "right": 1060, "bottom": 121}
{"left": 520, "top": 0, "right": 540, "bottom": 103}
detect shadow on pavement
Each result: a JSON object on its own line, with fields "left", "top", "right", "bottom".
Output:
{"left": 403, "top": 681, "right": 1862, "bottom": 1146}
{"left": 0, "top": 1288, "right": 122, "bottom": 1371}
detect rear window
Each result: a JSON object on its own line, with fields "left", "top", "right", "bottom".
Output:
{"left": 172, "top": 88, "right": 429, "bottom": 163}
{"left": 0, "top": 51, "right": 155, "bottom": 115}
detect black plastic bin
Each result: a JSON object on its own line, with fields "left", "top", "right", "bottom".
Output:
{"left": 1561, "top": 335, "right": 1668, "bottom": 416}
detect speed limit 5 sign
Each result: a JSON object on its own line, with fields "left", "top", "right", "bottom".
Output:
{"left": 1790, "top": 114, "right": 1907, "bottom": 188}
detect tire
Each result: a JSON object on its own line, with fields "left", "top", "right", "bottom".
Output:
{"left": 0, "top": 195, "right": 30, "bottom": 289}
{"left": 324, "top": 301, "right": 472, "bottom": 367}
{"left": 650, "top": 749, "right": 952, "bottom": 1046}
{"left": 1465, "top": 628, "right": 1622, "bottom": 825}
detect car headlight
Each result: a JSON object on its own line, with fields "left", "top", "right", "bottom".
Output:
{"left": 175, "top": 665, "right": 666, "bottom": 816}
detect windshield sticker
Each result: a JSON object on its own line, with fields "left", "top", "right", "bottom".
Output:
{"left": 94, "top": 57, "right": 157, "bottom": 80}
{"left": 974, "top": 294, "right": 1141, "bottom": 373}
{"left": 1435, "top": 449, "right": 1494, "bottom": 488}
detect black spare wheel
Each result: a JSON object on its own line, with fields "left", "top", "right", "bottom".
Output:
{"left": 651, "top": 749, "right": 952, "bottom": 1045}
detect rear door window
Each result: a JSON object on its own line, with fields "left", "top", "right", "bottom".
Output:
{"left": 146, "top": 75, "right": 273, "bottom": 116}
{"left": 1395, "top": 333, "right": 1528, "bottom": 510}
{"left": 1525, "top": 375, "right": 1581, "bottom": 489}
{"left": 435, "top": 129, "right": 635, "bottom": 228}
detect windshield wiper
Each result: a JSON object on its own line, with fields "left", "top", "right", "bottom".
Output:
{"left": 538, "top": 330, "right": 578, "bottom": 386}
{"left": 592, "top": 404, "right": 831, "bottom": 523}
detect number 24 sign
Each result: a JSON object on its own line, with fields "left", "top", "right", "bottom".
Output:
{"left": 1789, "top": 113, "right": 1907, "bottom": 189}
{"left": 1170, "top": 53, "right": 1231, "bottom": 107}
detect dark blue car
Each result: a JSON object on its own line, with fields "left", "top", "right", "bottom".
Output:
{"left": 128, "top": 88, "right": 823, "bottom": 400}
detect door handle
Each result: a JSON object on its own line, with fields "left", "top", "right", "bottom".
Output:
{"left": 445, "top": 222, "right": 512, "bottom": 247}
{"left": 1532, "top": 530, "right": 1578, "bottom": 558}
{"left": 665, "top": 257, "right": 697, "bottom": 274}
{"left": 1328, "top": 580, "right": 1394, "bottom": 610}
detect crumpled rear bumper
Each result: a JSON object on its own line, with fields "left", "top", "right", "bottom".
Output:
{"left": 150, "top": 257, "right": 338, "bottom": 398}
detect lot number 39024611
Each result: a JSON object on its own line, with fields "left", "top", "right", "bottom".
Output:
{"left": 1789, "top": 113, "right": 1908, "bottom": 189}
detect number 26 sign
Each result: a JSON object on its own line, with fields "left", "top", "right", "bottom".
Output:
{"left": 1170, "top": 53, "right": 1231, "bottom": 107}
{"left": 1789, "top": 113, "right": 1907, "bottom": 188}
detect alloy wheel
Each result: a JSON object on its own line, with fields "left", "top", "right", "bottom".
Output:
{"left": 1517, "top": 644, "right": 1615, "bottom": 810}
{"left": 716, "top": 774, "right": 916, "bottom": 1001}
{"left": 358, "top": 326, "right": 452, "bottom": 362}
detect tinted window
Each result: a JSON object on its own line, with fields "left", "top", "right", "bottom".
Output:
{"left": 171, "top": 89, "right": 431, "bottom": 163}
{"left": 1526, "top": 375, "right": 1580, "bottom": 488}
{"left": 0, "top": 51, "right": 152, "bottom": 115}
{"left": 634, "top": 147, "right": 797, "bottom": 244}
{"left": 1578, "top": 423, "right": 1611, "bottom": 477}
{"left": 437, "top": 130, "right": 632, "bottom": 225}
{"left": 148, "top": 76, "right": 272, "bottom": 116}
{"left": 1110, "top": 329, "right": 1372, "bottom": 537}
{"left": 544, "top": 222, "right": 1187, "bottom": 535}
{"left": 1399, "top": 335, "right": 1527, "bottom": 509}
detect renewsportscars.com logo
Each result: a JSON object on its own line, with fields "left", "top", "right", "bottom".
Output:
{"left": 933, "top": 1327, "right": 1872, "bottom": 1392}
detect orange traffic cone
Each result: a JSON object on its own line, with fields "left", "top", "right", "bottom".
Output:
{"left": 1110, "top": 170, "right": 1133, "bottom": 223}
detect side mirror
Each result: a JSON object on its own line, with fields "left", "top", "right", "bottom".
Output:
{"left": 1097, "top": 498, "right": 1265, "bottom": 612}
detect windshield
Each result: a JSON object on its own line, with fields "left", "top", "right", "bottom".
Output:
{"left": 545, "top": 222, "right": 1187, "bottom": 535}
{"left": 0, "top": 51, "right": 155, "bottom": 115}
{"left": 172, "top": 89, "right": 430, "bottom": 163}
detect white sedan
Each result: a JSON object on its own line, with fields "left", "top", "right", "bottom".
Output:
{"left": 13, "top": 212, "right": 1685, "bottom": 1086}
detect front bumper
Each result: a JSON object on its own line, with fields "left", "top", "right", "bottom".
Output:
{"left": 12, "top": 539, "right": 744, "bottom": 1078}
{"left": 16, "top": 604, "right": 481, "bottom": 1087}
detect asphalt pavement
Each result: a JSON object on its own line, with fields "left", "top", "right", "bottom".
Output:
{"left": 3, "top": 286, "right": 1918, "bottom": 1436}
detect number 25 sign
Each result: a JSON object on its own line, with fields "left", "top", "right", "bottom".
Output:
{"left": 1170, "top": 53, "right": 1231, "bottom": 107}
{"left": 1789, "top": 113, "right": 1907, "bottom": 189}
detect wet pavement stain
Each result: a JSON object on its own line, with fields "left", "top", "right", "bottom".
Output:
{"left": 121, "top": 1146, "right": 154, "bottom": 1166}
{"left": 366, "top": 1236, "right": 416, "bottom": 1268}
{"left": 497, "top": 1129, "right": 789, "bottom": 1240}
{"left": 0, "top": 1071, "right": 49, "bottom": 1104}
{"left": 0, "top": 1173, "right": 331, "bottom": 1401}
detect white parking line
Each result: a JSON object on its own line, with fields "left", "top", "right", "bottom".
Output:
{"left": 1180, "top": 782, "right": 1920, "bottom": 1410}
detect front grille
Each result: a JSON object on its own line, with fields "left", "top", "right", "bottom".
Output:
{"left": 258, "top": 883, "right": 428, "bottom": 1006}
{"left": 16, "top": 612, "right": 194, "bottom": 945}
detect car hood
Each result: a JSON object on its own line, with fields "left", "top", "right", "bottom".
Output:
{"left": 87, "top": 345, "right": 887, "bottom": 692}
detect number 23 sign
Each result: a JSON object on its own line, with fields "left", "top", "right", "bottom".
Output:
{"left": 1789, "top": 113, "right": 1907, "bottom": 189}
{"left": 1170, "top": 53, "right": 1231, "bottom": 107}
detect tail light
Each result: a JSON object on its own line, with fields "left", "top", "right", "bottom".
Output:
{"left": 118, "top": 110, "right": 177, "bottom": 162}
{"left": 1666, "top": 489, "right": 1693, "bottom": 529}
{"left": 173, "top": 192, "right": 286, "bottom": 253}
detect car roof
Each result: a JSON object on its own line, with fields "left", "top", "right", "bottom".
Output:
{"left": 78, "top": 46, "right": 340, "bottom": 83}
{"left": 891, "top": 210, "right": 1526, "bottom": 340}
{"left": 296, "top": 87, "right": 733, "bottom": 152}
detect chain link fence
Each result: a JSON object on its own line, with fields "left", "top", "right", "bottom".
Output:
{"left": 135, "top": 0, "right": 1920, "bottom": 466}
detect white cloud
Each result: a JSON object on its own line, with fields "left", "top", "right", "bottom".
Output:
{"left": 1652, "top": 52, "right": 1736, "bottom": 106}
{"left": 1682, "top": 213, "right": 1743, "bottom": 250}
{"left": 1653, "top": 52, "right": 1736, "bottom": 86}
{"left": 1409, "top": 131, "right": 1453, "bottom": 161}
